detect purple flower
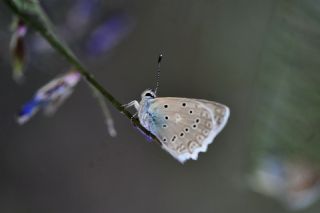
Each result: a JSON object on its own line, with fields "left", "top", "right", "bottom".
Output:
{"left": 86, "top": 13, "right": 135, "bottom": 56}
{"left": 66, "top": 0, "right": 99, "bottom": 32}
{"left": 17, "top": 71, "right": 81, "bottom": 124}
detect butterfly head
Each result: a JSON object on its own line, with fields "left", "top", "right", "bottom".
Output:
{"left": 141, "top": 89, "right": 156, "bottom": 100}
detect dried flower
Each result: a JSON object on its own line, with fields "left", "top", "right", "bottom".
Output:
{"left": 10, "top": 17, "right": 28, "bottom": 82}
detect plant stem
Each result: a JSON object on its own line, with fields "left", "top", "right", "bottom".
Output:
{"left": 4, "top": 0, "right": 160, "bottom": 144}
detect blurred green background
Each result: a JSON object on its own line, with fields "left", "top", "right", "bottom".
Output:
{"left": 0, "top": 0, "right": 319, "bottom": 212}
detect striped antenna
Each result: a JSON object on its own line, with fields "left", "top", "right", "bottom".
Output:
{"left": 154, "top": 53, "right": 163, "bottom": 95}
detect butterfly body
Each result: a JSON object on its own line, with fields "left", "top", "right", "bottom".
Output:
{"left": 127, "top": 89, "right": 230, "bottom": 163}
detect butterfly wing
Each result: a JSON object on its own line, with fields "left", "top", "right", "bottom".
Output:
{"left": 140, "top": 97, "right": 230, "bottom": 163}
{"left": 195, "top": 99, "right": 230, "bottom": 134}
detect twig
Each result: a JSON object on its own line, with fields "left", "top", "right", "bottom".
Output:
{"left": 4, "top": 0, "right": 160, "bottom": 144}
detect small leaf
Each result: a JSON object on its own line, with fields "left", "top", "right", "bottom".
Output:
{"left": 90, "top": 85, "right": 117, "bottom": 137}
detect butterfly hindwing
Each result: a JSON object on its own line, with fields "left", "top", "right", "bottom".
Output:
{"left": 144, "top": 97, "right": 229, "bottom": 163}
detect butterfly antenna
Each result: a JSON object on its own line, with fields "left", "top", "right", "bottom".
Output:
{"left": 154, "top": 53, "right": 162, "bottom": 95}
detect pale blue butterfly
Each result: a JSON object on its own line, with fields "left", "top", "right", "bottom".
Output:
{"left": 125, "top": 54, "right": 230, "bottom": 163}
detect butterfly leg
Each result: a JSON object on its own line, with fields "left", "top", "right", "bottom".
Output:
{"left": 122, "top": 100, "right": 140, "bottom": 111}
{"left": 131, "top": 112, "right": 138, "bottom": 120}
{"left": 122, "top": 101, "right": 140, "bottom": 124}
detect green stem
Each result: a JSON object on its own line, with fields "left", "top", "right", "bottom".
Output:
{"left": 4, "top": 0, "right": 160, "bottom": 144}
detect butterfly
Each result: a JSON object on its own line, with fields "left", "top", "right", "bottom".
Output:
{"left": 124, "top": 89, "right": 230, "bottom": 163}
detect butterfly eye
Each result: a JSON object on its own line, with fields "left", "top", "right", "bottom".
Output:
{"left": 145, "top": 92, "right": 154, "bottom": 98}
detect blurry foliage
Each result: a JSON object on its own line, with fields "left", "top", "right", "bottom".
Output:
{"left": 251, "top": 0, "right": 320, "bottom": 166}
{"left": 249, "top": 1, "right": 320, "bottom": 209}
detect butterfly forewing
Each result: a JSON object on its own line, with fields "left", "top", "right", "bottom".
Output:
{"left": 144, "top": 97, "right": 229, "bottom": 163}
